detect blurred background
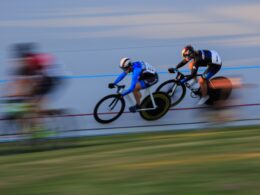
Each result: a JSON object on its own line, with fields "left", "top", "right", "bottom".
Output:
{"left": 0, "top": 0, "right": 259, "bottom": 133}
{"left": 0, "top": 1, "right": 260, "bottom": 194}
{"left": 0, "top": 0, "right": 260, "bottom": 141}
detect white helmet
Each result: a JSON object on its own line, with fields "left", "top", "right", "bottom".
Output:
{"left": 120, "top": 57, "right": 132, "bottom": 70}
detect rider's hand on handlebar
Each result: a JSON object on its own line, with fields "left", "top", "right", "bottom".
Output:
{"left": 168, "top": 68, "right": 176, "bottom": 73}
{"left": 108, "top": 83, "right": 115, "bottom": 89}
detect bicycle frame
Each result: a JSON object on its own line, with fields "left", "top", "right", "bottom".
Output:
{"left": 107, "top": 85, "right": 125, "bottom": 111}
{"left": 138, "top": 87, "right": 157, "bottom": 111}
{"left": 170, "top": 69, "right": 203, "bottom": 96}
{"left": 114, "top": 84, "right": 157, "bottom": 111}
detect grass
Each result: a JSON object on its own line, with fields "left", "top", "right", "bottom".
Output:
{"left": 1, "top": 126, "right": 260, "bottom": 194}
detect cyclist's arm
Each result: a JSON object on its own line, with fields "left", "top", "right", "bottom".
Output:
{"left": 114, "top": 71, "right": 127, "bottom": 84}
{"left": 181, "top": 63, "right": 199, "bottom": 83}
{"left": 122, "top": 67, "right": 141, "bottom": 96}
{"left": 176, "top": 59, "right": 188, "bottom": 69}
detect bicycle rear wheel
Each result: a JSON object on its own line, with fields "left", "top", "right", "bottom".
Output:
{"left": 156, "top": 80, "right": 186, "bottom": 107}
{"left": 93, "top": 94, "right": 125, "bottom": 123}
{"left": 139, "top": 92, "right": 170, "bottom": 121}
{"left": 206, "top": 76, "right": 233, "bottom": 105}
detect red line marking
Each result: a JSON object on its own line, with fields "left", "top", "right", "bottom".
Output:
{"left": 62, "top": 103, "right": 260, "bottom": 117}
{"left": 1, "top": 103, "right": 260, "bottom": 120}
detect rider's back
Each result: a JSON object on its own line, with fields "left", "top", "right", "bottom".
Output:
{"left": 132, "top": 61, "right": 157, "bottom": 79}
{"left": 195, "top": 50, "right": 222, "bottom": 66}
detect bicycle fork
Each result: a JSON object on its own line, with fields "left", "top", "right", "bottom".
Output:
{"left": 169, "top": 83, "right": 178, "bottom": 96}
{"left": 108, "top": 98, "right": 119, "bottom": 111}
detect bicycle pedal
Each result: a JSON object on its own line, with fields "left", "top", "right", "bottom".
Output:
{"left": 129, "top": 107, "right": 137, "bottom": 113}
{"left": 129, "top": 105, "right": 141, "bottom": 113}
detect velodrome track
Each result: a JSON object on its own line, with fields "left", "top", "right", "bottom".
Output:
{"left": 0, "top": 65, "right": 260, "bottom": 142}
{"left": 1, "top": 0, "right": 260, "bottom": 142}
{"left": 45, "top": 65, "right": 260, "bottom": 134}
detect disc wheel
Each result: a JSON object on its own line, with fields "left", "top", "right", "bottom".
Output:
{"left": 139, "top": 92, "right": 171, "bottom": 121}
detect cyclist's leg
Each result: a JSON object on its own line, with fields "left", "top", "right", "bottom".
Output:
{"left": 33, "top": 76, "right": 56, "bottom": 111}
{"left": 133, "top": 83, "right": 142, "bottom": 105}
{"left": 203, "top": 64, "right": 221, "bottom": 80}
{"left": 129, "top": 74, "right": 158, "bottom": 112}
{"left": 198, "top": 77, "right": 208, "bottom": 97}
{"left": 27, "top": 76, "right": 56, "bottom": 134}
{"left": 128, "top": 83, "right": 142, "bottom": 112}
{"left": 201, "top": 64, "right": 221, "bottom": 96}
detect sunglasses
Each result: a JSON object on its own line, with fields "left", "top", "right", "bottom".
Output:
{"left": 183, "top": 52, "right": 193, "bottom": 59}
{"left": 122, "top": 66, "right": 131, "bottom": 71}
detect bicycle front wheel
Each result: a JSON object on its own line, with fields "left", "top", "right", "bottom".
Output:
{"left": 139, "top": 92, "right": 170, "bottom": 121}
{"left": 156, "top": 80, "right": 186, "bottom": 107}
{"left": 93, "top": 94, "right": 125, "bottom": 124}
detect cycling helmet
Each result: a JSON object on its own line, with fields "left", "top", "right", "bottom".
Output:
{"left": 182, "top": 45, "right": 195, "bottom": 60}
{"left": 120, "top": 57, "right": 132, "bottom": 70}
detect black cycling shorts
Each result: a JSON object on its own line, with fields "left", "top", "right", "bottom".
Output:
{"left": 33, "top": 76, "right": 61, "bottom": 96}
{"left": 139, "top": 73, "right": 158, "bottom": 89}
{"left": 202, "top": 64, "right": 221, "bottom": 80}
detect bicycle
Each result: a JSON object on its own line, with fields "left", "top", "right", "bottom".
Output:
{"left": 156, "top": 68, "right": 233, "bottom": 107}
{"left": 93, "top": 84, "right": 171, "bottom": 123}
{"left": 0, "top": 97, "right": 77, "bottom": 139}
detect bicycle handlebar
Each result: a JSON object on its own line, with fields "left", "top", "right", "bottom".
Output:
{"left": 114, "top": 84, "right": 125, "bottom": 88}
{"left": 113, "top": 84, "right": 125, "bottom": 94}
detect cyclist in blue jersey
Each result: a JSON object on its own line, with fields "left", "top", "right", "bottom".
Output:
{"left": 168, "top": 45, "right": 222, "bottom": 105}
{"left": 108, "top": 57, "right": 159, "bottom": 112}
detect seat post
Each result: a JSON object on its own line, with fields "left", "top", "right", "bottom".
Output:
{"left": 125, "top": 94, "right": 135, "bottom": 107}
{"left": 147, "top": 87, "right": 157, "bottom": 108}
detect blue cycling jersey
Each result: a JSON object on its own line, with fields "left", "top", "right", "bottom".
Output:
{"left": 114, "top": 61, "right": 155, "bottom": 96}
